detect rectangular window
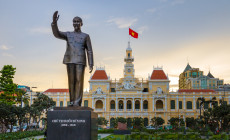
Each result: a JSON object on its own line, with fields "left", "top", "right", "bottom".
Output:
{"left": 196, "top": 101, "right": 200, "bottom": 109}
{"left": 171, "top": 100, "right": 175, "bottom": 109}
{"left": 84, "top": 100, "right": 88, "bottom": 107}
{"left": 179, "top": 101, "right": 182, "bottom": 109}
{"left": 143, "top": 88, "right": 149, "bottom": 92}
{"left": 60, "top": 101, "right": 63, "bottom": 107}
{"left": 187, "top": 101, "right": 192, "bottom": 109}
{"left": 111, "top": 88, "right": 116, "bottom": 92}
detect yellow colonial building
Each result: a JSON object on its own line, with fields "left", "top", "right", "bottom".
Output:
{"left": 41, "top": 43, "right": 230, "bottom": 127}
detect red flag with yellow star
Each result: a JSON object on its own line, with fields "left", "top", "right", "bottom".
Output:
{"left": 129, "top": 28, "right": 138, "bottom": 38}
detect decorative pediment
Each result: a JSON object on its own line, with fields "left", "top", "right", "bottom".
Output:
{"left": 116, "top": 80, "right": 142, "bottom": 91}
{"left": 94, "top": 87, "right": 104, "bottom": 94}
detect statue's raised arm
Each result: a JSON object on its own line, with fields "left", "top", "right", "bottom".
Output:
{"left": 51, "top": 11, "right": 67, "bottom": 40}
{"left": 52, "top": 11, "right": 59, "bottom": 24}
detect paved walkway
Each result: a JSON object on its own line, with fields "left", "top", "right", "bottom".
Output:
{"left": 99, "top": 133, "right": 111, "bottom": 139}
{"left": 22, "top": 134, "right": 111, "bottom": 140}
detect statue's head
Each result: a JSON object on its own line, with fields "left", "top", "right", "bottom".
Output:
{"left": 73, "top": 16, "right": 83, "bottom": 31}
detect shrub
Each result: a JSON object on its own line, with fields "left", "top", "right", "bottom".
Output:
{"left": 0, "top": 130, "right": 44, "bottom": 139}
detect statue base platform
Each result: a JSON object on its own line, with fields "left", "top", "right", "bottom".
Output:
{"left": 47, "top": 107, "right": 98, "bottom": 140}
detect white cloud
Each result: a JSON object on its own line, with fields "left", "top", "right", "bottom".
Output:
{"left": 146, "top": 8, "right": 157, "bottom": 14}
{"left": 107, "top": 17, "right": 138, "bottom": 29}
{"left": 2, "top": 53, "right": 14, "bottom": 57}
{"left": 29, "top": 27, "right": 51, "bottom": 34}
{"left": 138, "top": 26, "right": 148, "bottom": 34}
{"left": 0, "top": 45, "right": 11, "bottom": 50}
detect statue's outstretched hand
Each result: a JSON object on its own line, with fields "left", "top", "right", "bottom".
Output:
{"left": 52, "top": 11, "right": 59, "bottom": 24}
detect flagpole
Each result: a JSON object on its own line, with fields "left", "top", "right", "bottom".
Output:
{"left": 128, "top": 26, "right": 130, "bottom": 44}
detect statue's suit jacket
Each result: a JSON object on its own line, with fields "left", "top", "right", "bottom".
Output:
{"left": 51, "top": 23, "right": 93, "bottom": 66}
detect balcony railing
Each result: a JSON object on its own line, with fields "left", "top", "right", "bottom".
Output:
{"left": 156, "top": 109, "right": 164, "bottom": 111}
{"left": 135, "top": 109, "right": 140, "bottom": 111}
{"left": 110, "top": 109, "right": 115, "bottom": 111}
{"left": 95, "top": 109, "right": 103, "bottom": 111}
{"left": 143, "top": 109, "right": 148, "bottom": 111}
{"left": 127, "top": 109, "right": 132, "bottom": 111}
{"left": 119, "top": 109, "right": 123, "bottom": 111}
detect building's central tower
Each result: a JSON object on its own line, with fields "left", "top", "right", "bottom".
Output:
{"left": 124, "top": 41, "right": 135, "bottom": 79}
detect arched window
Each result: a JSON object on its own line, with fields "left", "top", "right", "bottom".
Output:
{"left": 84, "top": 100, "right": 88, "bottom": 107}
{"left": 119, "top": 100, "right": 123, "bottom": 109}
{"left": 156, "top": 100, "right": 163, "bottom": 110}
{"left": 135, "top": 100, "right": 140, "bottom": 109}
{"left": 95, "top": 100, "right": 103, "bottom": 109}
{"left": 143, "top": 100, "right": 148, "bottom": 109}
{"left": 127, "top": 100, "right": 132, "bottom": 109}
{"left": 144, "top": 118, "right": 148, "bottom": 127}
{"left": 187, "top": 101, "right": 192, "bottom": 109}
{"left": 110, "top": 100, "right": 115, "bottom": 109}
{"left": 60, "top": 101, "right": 63, "bottom": 107}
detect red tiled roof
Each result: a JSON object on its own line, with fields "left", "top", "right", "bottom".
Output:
{"left": 91, "top": 70, "right": 108, "bottom": 80}
{"left": 43, "top": 89, "right": 69, "bottom": 93}
{"left": 178, "top": 89, "right": 216, "bottom": 92}
{"left": 150, "top": 70, "right": 168, "bottom": 80}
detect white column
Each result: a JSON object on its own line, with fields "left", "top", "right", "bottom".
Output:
{"left": 124, "top": 98, "right": 126, "bottom": 112}
{"left": 193, "top": 96, "right": 196, "bottom": 109}
{"left": 141, "top": 98, "right": 143, "bottom": 112}
{"left": 116, "top": 97, "right": 118, "bottom": 111}
{"left": 104, "top": 97, "right": 107, "bottom": 111}
{"left": 92, "top": 97, "right": 94, "bottom": 109}
{"left": 176, "top": 96, "right": 178, "bottom": 110}
{"left": 152, "top": 96, "right": 155, "bottom": 111}
{"left": 183, "top": 96, "right": 186, "bottom": 109}
{"left": 132, "top": 98, "right": 135, "bottom": 111}
{"left": 165, "top": 97, "right": 167, "bottom": 111}
{"left": 64, "top": 96, "right": 66, "bottom": 107}
{"left": 57, "top": 96, "right": 60, "bottom": 107}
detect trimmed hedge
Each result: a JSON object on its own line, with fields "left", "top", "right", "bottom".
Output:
{"left": 0, "top": 130, "right": 44, "bottom": 140}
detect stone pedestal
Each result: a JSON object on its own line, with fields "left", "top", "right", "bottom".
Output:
{"left": 47, "top": 107, "right": 98, "bottom": 140}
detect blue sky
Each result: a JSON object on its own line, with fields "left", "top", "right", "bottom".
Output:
{"left": 0, "top": 0, "right": 230, "bottom": 91}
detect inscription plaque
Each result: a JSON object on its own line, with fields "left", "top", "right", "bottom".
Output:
{"left": 47, "top": 107, "right": 97, "bottom": 140}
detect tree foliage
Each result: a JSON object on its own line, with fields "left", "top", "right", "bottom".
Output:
{"left": 98, "top": 117, "right": 108, "bottom": 126}
{"left": 133, "top": 117, "right": 144, "bottom": 129}
{"left": 168, "top": 117, "right": 185, "bottom": 129}
{"left": 151, "top": 117, "right": 165, "bottom": 128}
{"left": 0, "top": 65, "right": 17, "bottom": 104}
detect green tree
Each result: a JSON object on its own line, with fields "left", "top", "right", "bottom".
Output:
{"left": 151, "top": 117, "right": 165, "bottom": 129}
{"left": 210, "top": 101, "right": 230, "bottom": 131}
{"left": 0, "top": 103, "right": 17, "bottom": 132}
{"left": 186, "top": 117, "right": 196, "bottom": 129}
{"left": 168, "top": 117, "right": 179, "bottom": 129}
{"left": 98, "top": 117, "right": 108, "bottom": 126}
{"left": 127, "top": 118, "right": 133, "bottom": 128}
{"left": 15, "top": 88, "right": 29, "bottom": 106}
{"left": 133, "top": 117, "right": 144, "bottom": 129}
{"left": 29, "top": 93, "right": 55, "bottom": 129}
{"left": 117, "top": 117, "right": 127, "bottom": 124}
{"left": 0, "top": 65, "right": 17, "bottom": 105}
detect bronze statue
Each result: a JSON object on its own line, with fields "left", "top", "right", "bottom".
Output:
{"left": 51, "top": 11, "right": 94, "bottom": 106}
